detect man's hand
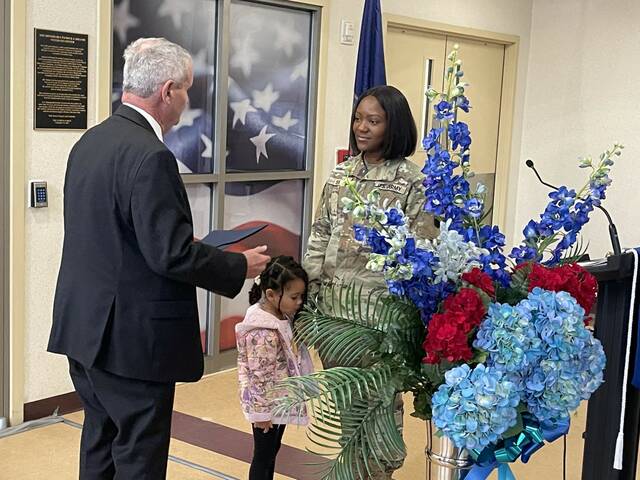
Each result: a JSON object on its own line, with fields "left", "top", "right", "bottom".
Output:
{"left": 254, "top": 420, "right": 273, "bottom": 433}
{"left": 243, "top": 245, "right": 270, "bottom": 279}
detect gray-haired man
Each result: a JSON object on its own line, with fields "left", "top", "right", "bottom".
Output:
{"left": 48, "top": 38, "right": 269, "bottom": 479}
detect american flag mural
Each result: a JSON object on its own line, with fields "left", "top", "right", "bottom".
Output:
{"left": 112, "top": 0, "right": 313, "bottom": 352}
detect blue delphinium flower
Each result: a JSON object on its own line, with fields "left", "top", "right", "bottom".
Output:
{"left": 383, "top": 223, "right": 475, "bottom": 322}
{"left": 423, "top": 127, "right": 444, "bottom": 151}
{"left": 421, "top": 100, "right": 481, "bottom": 238}
{"left": 522, "top": 220, "right": 539, "bottom": 241}
{"left": 448, "top": 122, "right": 471, "bottom": 150}
{"left": 423, "top": 145, "right": 455, "bottom": 178}
{"left": 511, "top": 145, "right": 623, "bottom": 266}
{"left": 432, "top": 364, "right": 520, "bottom": 451}
{"left": 422, "top": 144, "right": 469, "bottom": 229}
{"left": 353, "top": 224, "right": 368, "bottom": 242}
{"left": 353, "top": 225, "right": 390, "bottom": 255}
{"left": 456, "top": 95, "right": 471, "bottom": 113}
{"left": 462, "top": 224, "right": 510, "bottom": 287}
{"left": 386, "top": 208, "right": 405, "bottom": 226}
{"left": 366, "top": 229, "right": 390, "bottom": 255}
{"left": 464, "top": 198, "right": 483, "bottom": 219}
{"left": 510, "top": 244, "right": 539, "bottom": 263}
{"left": 434, "top": 100, "right": 454, "bottom": 120}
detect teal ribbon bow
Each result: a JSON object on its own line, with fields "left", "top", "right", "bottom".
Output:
{"left": 464, "top": 415, "right": 570, "bottom": 480}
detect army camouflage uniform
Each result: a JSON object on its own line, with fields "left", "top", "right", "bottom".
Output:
{"left": 302, "top": 153, "right": 438, "bottom": 479}
{"left": 304, "top": 153, "right": 438, "bottom": 295}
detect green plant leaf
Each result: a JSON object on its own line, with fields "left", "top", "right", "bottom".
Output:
{"left": 295, "top": 282, "right": 423, "bottom": 367}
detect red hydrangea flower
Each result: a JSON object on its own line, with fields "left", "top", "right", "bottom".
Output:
{"left": 442, "top": 288, "right": 487, "bottom": 328}
{"left": 422, "top": 288, "right": 487, "bottom": 364}
{"left": 527, "top": 263, "right": 597, "bottom": 314}
{"left": 461, "top": 267, "right": 495, "bottom": 298}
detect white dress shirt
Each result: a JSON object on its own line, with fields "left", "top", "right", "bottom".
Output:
{"left": 122, "top": 102, "right": 163, "bottom": 142}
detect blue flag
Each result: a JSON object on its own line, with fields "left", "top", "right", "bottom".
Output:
{"left": 354, "top": 0, "right": 386, "bottom": 102}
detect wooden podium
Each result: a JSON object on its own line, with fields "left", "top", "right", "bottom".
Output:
{"left": 582, "top": 252, "right": 640, "bottom": 479}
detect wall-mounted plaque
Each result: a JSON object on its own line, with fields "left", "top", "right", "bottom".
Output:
{"left": 34, "top": 29, "right": 88, "bottom": 130}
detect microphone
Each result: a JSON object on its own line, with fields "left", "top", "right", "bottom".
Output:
{"left": 526, "top": 159, "right": 622, "bottom": 256}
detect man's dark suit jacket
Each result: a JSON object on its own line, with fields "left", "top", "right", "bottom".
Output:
{"left": 48, "top": 105, "right": 247, "bottom": 383}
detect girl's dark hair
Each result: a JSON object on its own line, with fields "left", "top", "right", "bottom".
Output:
{"left": 349, "top": 85, "right": 418, "bottom": 160}
{"left": 248, "top": 255, "right": 309, "bottom": 306}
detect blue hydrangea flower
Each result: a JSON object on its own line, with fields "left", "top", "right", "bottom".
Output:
{"left": 432, "top": 364, "right": 520, "bottom": 450}
{"left": 474, "top": 302, "right": 544, "bottom": 389}
{"left": 519, "top": 289, "right": 605, "bottom": 421}
{"left": 474, "top": 288, "right": 606, "bottom": 423}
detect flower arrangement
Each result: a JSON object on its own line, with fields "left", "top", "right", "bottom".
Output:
{"left": 274, "top": 46, "right": 621, "bottom": 479}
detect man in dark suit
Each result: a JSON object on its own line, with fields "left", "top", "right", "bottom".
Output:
{"left": 48, "top": 38, "right": 270, "bottom": 479}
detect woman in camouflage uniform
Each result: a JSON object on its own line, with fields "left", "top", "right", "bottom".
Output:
{"left": 302, "top": 85, "right": 438, "bottom": 479}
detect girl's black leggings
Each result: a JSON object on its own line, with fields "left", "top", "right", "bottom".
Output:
{"left": 249, "top": 424, "right": 286, "bottom": 480}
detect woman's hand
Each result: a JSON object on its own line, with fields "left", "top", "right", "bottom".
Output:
{"left": 254, "top": 420, "right": 273, "bottom": 433}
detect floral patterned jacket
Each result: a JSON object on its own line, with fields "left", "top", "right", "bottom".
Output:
{"left": 235, "top": 303, "right": 314, "bottom": 425}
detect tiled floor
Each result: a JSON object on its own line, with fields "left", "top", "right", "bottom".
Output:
{"left": 0, "top": 367, "right": 634, "bottom": 479}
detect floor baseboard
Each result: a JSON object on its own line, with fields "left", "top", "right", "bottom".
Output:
{"left": 23, "top": 391, "right": 82, "bottom": 421}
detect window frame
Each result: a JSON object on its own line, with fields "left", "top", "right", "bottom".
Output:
{"left": 1, "top": 0, "right": 10, "bottom": 422}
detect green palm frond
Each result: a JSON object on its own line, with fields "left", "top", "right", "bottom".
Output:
{"left": 296, "top": 282, "right": 424, "bottom": 366}
{"left": 273, "top": 282, "right": 426, "bottom": 479}
{"left": 295, "top": 313, "right": 384, "bottom": 366}
{"left": 560, "top": 236, "right": 589, "bottom": 264}
{"left": 308, "top": 388, "right": 405, "bottom": 480}
{"left": 274, "top": 364, "right": 395, "bottom": 416}
{"left": 497, "top": 262, "right": 530, "bottom": 304}
{"left": 273, "top": 362, "right": 412, "bottom": 479}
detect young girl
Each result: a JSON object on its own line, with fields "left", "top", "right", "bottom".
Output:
{"left": 236, "top": 256, "right": 314, "bottom": 480}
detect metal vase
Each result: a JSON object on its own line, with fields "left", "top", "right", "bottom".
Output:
{"left": 426, "top": 421, "right": 473, "bottom": 480}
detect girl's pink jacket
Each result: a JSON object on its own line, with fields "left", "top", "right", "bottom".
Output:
{"left": 235, "top": 303, "right": 314, "bottom": 425}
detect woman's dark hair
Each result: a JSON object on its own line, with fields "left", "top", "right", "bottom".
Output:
{"left": 249, "top": 255, "right": 309, "bottom": 307}
{"left": 349, "top": 85, "right": 418, "bottom": 160}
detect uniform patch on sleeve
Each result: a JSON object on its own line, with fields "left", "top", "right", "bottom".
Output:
{"left": 326, "top": 176, "right": 342, "bottom": 187}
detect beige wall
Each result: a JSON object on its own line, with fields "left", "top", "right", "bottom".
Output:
{"left": 20, "top": 0, "right": 99, "bottom": 406}
{"left": 516, "top": 0, "right": 640, "bottom": 257}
